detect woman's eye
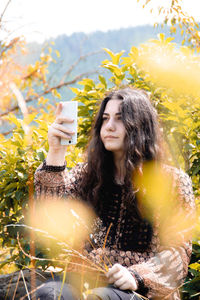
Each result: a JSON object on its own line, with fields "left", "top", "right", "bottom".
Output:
{"left": 102, "top": 117, "right": 108, "bottom": 121}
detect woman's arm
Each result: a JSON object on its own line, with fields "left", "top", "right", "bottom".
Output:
{"left": 127, "top": 168, "right": 195, "bottom": 299}
{"left": 128, "top": 243, "right": 191, "bottom": 298}
{"left": 34, "top": 161, "right": 85, "bottom": 199}
{"left": 46, "top": 102, "right": 75, "bottom": 165}
{"left": 34, "top": 102, "right": 83, "bottom": 199}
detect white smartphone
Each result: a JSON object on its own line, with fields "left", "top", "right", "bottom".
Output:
{"left": 60, "top": 101, "right": 78, "bottom": 145}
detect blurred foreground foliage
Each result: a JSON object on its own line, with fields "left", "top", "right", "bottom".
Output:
{"left": 0, "top": 29, "right": 200, "bottom": 300}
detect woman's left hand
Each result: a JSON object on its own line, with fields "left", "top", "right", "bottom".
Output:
{"left": 106, "top": 264, "right": 138, "bottom": 291}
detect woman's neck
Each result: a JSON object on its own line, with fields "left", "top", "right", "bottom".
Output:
{"left": 113, "top": 152, "right": 125, "bottom": 184}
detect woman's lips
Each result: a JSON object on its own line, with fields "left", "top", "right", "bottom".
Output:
{"left": 104, "top": 136, "right": 118, "bottom": 139}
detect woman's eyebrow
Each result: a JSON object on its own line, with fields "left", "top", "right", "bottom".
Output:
{"left": 102, "top": 112, "right": 121, "bottom": 116}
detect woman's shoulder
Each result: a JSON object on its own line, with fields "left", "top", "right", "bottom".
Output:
{"left": 162, "top": 164, "right": 191, "bottom": 186}
{"left": 162, "top": 164, "right": 195, "bottom": 208}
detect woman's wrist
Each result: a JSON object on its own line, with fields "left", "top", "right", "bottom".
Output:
{"left": 40, "top": 159, "right": 66, "bottom": 172}
{"left": 129, "top": 270, "right": 147, "bottom": 293}
{"left": 46, "top": 148, "right": 66, "bottom": 166}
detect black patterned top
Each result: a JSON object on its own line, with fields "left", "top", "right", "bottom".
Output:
{"left": 34, "top": 162, "right": 195, "bottom": 299}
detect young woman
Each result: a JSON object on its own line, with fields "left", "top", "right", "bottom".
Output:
{"left": 34, "top": 87, "right": 195, "bottom": 299}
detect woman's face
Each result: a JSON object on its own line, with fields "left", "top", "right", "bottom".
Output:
{"left": 100, "top": 99, "right": 126, "bottom": 156}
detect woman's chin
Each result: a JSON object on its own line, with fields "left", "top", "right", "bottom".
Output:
{"left": 104, "top": 145, "right": 116, "bottom": 152}
{"left": 104, "top": 146, "right": 120, "bottom": 153}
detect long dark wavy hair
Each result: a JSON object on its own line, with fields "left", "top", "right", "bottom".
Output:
{"left": 79, "top": 87, "right": 161, "bottom": 217}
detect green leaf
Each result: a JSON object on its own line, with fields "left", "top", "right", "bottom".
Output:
{"left": 78, "top": 78, "right": 95, "bottom": 88}
{"left": 5, "top": 114, "right": 22, "bottom": 128}
{"left": 103, "top": 48, "right": 125, "bottom": 65}
{"left": 189, "top": 263, "right": 200, "bottom": 271}
{"left": 158, "top": 33, "right": 165, "bottom": 42}
{"left": 55, "top": 50, "right": 60, "bottom": 58}
{"left": 192, "top": 164, "right": 200, "bottom": 176}
{"left": 98, "top": 75, "right": 107, "bottom": 88}
{"left": 37, "top": 150, "right": 45, "bottom": 161}
{"left": 5, "top": 182, "right": 18, "bottom": 191}
{"left": 52, "top": 89, "right": 61, "bottom": 99}
{"left": 71, "top": 87, "right": 80, "bottom": 95}
{"left": 15, "top": 191, "right": 23, "bottom": 201}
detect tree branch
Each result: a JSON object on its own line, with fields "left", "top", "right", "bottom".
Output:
{"left": 0, "top": 0, "right": 12, "bottom": 24}
{"left": 0, "top": 37, "right": 20, "bottom": 57}
{"left": 60, "top": 50, "right": 102, "bottom": 83}
{"left": 0, "top": 69, "right": 98, "bottom": 119}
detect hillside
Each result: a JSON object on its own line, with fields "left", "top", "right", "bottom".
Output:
{"left": 24, "top": 25, "right": 182, "bottom": 89}
{"left": 2, "top": 25, "right": 182, "bottom": 134}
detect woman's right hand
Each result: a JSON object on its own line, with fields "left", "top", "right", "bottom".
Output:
{"left": 46, "top": 103, "right": 75, "bottom": 165}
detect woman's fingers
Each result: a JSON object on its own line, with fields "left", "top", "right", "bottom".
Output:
{"left": 113, "top": 276, "right": 125, "bottom": 287}
{"left": 50, "top": 128, "right": 73, "bottom": 140}
{"left": 52, "top": 123, "right": 74, "bottom": 136}
{"left": 47, "top": 103, "right": 74, "bottom": 155}
{"left": 55, "top": 102, "right": 63, "bottom": 116}
{"left": 107, "top": 264, "right": 121, "bottom": 278}
{"left": 108, "top": 270, "right": 123, "bottom": 284}
{"left": 48, "top": 122, "right": 74, "bottom": 144}
{"left": 55, "top": 115, "right": 74, "bottom": 124}
{"left": 106, "top": 264, "right": 138, "bottom": 291}
{"left": 107, "top": 265, "right": 123, "bottom": 284}
{"left": 55, "top": 103, "right": 74, "bottom": 124}
{"left": 117, "top": 283, "right": 130, "bottom": 290}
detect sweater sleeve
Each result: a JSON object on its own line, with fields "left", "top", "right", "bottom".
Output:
{"left": 34, "top": 161, "right": 85, "bottom": 200}
{"left": 128, "top": 168, "right": 195, "bottom": 299}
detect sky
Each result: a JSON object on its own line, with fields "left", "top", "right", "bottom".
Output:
{"left": 0, "top": 0, "right": 200, "bottom": 43}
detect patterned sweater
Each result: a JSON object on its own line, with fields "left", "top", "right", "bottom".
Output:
{"left": 34, "top": 162, "right": 195, "bottom": 299}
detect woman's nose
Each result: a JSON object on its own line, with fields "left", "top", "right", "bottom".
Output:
{"left": 105, "top": 118, "right": 115, "bottom": 130}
